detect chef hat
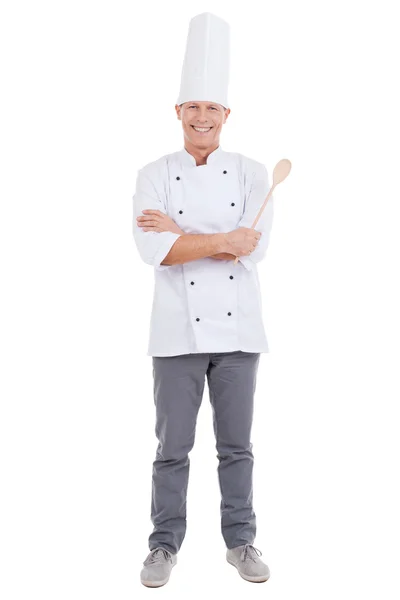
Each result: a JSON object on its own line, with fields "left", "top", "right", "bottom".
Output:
{"left": 176, "top": 12, "right": 230, "bottom": 109}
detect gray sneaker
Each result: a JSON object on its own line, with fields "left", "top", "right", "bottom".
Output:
{"left": 140, "top": 547, "right": 178, "bottom": 587}
{"left": 226, "top": 543, "right": 270, "bottom": 583}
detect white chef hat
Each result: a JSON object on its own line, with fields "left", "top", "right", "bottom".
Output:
{"left": 176, "top": 12, "right": 230, "bottom": 109}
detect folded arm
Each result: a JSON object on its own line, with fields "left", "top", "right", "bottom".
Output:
{"left": 160, "top": 233, "right": 228, "bottom": 265}
{"left": 132, "top": 169, "right": 184, "bottom": 271}
{"left": 133, "top": 163, "right": 273, "bottom": 270}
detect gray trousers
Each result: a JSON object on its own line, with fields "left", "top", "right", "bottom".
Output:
{"left": 148, "top": 350, "right": 261, "bottom": 554}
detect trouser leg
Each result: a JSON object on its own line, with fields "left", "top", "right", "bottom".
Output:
{"left": 148, "top": 353, "right": 208, "bottom": 554}
{"left": 207, "top": 350, "right": 261, "bottom": 549}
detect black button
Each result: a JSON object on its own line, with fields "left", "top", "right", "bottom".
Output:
{"left": 231, "top": 202, "right": 235, "bottom": 206}
{"left": 229, "top": 275, "right": 234, "bottom": 279}
{"left": 196, "top": 317, "right": 200, "bottom": 321}
{"left": 179, "top": 210, "right": 183, "bottom": 214}
{"left": 227, "top": 312, "right": 232, "bottom": 316}
{"left": 176, "top": 176, "right": 180, "bottom": 180}
{"left": 190, "top": 281, "right": 195, "bottom": 285}
{"left": 223, "top": 170, "right": 227, "bottom": 174}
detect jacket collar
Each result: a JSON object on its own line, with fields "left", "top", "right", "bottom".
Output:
{"left": 180, "top": 145, "right": 223, "bottom": 167}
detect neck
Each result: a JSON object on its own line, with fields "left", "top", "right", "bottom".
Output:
{"left": 184, "top": 141, "right": 219, "bottom": 166}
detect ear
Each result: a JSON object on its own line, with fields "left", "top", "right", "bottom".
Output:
{"left": 223, "top": 108, "right": 231, "bottom": 123}
{"left": 175, "top": 104, "right": 182, "bottom": 120}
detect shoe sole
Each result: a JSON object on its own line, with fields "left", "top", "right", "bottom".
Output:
{"left": 141, "top": 576, "right": 170, "bottom": 588}
{"left": 226, "top": 557, "right": 270, "bottom": 583}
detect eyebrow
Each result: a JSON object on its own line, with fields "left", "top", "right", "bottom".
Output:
{"left": 188, "top": 103, "right": 219, "bottom": 108}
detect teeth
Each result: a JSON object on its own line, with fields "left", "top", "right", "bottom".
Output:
{"left": 193, "top": 126, "right": 211, "bottom": 132}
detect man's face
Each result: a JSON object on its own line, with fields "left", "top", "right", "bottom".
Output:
{"left": 175, "top": 101, "right": 230, "bottom": 149}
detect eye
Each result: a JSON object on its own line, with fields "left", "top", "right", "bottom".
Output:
{"left": 187, "top": 105, "right": 217, "bottom": 109}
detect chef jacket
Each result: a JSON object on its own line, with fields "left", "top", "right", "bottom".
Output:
{"left": 132, "top": 145, "right": 274, "bottom": 357}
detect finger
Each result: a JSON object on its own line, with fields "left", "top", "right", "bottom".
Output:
{"left": 142, "top": 210, "right": 161, "bottom": 214}
{"left": 139, "top": 220, "right": 158, "bottom": 226}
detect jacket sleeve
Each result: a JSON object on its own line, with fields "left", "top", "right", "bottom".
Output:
{"left": 132, "top": 168, "right": 182, "bottom": 271}
{"left": 236, "top": 164, "right": 274, "bottom": 272}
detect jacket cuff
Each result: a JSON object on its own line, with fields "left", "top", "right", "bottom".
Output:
{"left": 153, "top": 232, "right": 182, "bottom": 270}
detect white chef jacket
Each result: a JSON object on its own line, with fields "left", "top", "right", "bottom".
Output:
{"left": 132, "top": 145, "right": 274, "bottom": 357}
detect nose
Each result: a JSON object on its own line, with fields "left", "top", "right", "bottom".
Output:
{"left": 197, "top": 106, "right": 209, "bottom": 123}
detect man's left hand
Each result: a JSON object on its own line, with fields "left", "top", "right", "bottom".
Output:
{"left": 136, "top": 210, "right": 184, "bottom": 235}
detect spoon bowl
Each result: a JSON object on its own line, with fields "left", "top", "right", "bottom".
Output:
{"left": 272, "top": 159, "right": 292, "bottom": 186}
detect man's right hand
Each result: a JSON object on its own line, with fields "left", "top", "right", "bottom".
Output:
{"left": 221, "top": 227, "right": 262, "bottom": 256}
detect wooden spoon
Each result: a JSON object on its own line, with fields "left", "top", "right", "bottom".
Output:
{"left": 233, "top": 158, "right": 291, "bottom": 265}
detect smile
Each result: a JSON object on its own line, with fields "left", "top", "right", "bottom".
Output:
{"left": 191, "top": 126, "right": 212, "bottom": 133}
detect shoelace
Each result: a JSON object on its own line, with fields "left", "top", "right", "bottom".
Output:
{"left": 240, "top": 544, "right": 263, "bottom": 563}
{"left": 144, "top": 547, "right": 173, "bottom": 566}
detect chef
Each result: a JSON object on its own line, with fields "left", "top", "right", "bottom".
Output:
{"left": 133, "top": 12, "right": 274, "bottom": 588}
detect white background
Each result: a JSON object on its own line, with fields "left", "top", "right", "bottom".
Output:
{"left": 1, "top": 0, "right": 399, "bottom": 598}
